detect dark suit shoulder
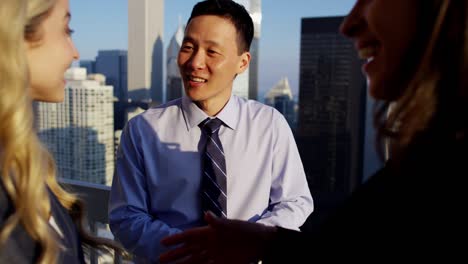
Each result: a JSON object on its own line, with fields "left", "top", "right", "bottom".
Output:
{"left": 0, "top": 181, "right": 14, "bottom": 225}
{"left": 0, "top": 181, "right": 39, "bottom": 263}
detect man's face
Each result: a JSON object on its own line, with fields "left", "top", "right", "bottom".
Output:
{"left": 178, "top": 15, "right": 250, "bottom": 108}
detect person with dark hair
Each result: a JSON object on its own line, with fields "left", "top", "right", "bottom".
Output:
{"left": 159, "top": 0, "right": 468, "bottom": 263}
{"left": 108, "top": 0, "right": 313, "bottom": 262}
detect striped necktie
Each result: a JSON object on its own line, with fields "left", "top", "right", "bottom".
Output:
{"left": 199, "top": 118, "right": 227, "bottom": 217}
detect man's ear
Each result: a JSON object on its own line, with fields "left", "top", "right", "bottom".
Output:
{"left": 236, "top": 51, "right": 251, "bottom": 74}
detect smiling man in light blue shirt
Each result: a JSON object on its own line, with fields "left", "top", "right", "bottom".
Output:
{"left": 108, "top": 0, "right": 313, "bottom": 262}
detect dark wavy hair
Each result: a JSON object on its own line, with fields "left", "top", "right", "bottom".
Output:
{"left": 374, "top": 0, "right": 468, "bottom": 160}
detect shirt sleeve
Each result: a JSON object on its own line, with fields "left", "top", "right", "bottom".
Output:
{"left": 256, "top": 110, "right": 314, "bottom": 231}
{"left": 108, "top": 119, "right": 181, "bottom": 262}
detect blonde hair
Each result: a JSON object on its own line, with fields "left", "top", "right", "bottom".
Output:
{"left": 376, "top": 0, "right": 468, "bottom": 159}
{"left": 0, "top": 0, "right": 122, "bottom": 262}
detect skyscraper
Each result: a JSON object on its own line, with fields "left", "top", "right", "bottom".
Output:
{"left": 362, "top": 96, "right": 382, "bottom": 182}
{"left": 128, "top": 0, "right": 164, "bottom": 103}
{"left": 297, "top": 17, "right": 367, "bottom": 227}
{"left": 94, "top": 50, "right": 128, "bottom": 130}
{"left": 247, "top": 0, "right": 261, "bottom": 100}
{"left": 95, "top": 50, "right": 128, "bottom": 103}
{"left": 232, "top": 67, "right": 249, "bottom": 99}
{"left": 265, "top": 77, "right": 296, "bottom": 129}
{"left": 166, "top": 22, "right": 185, "bottom": 102}
{"left": 79, "top": 59, "right": 96, "bottom": 74}
{"left": 36, "top": 68, "right": 115, "bottom": 185}
{"left": 231, "top": 0, "right": 262, "bottom": 100}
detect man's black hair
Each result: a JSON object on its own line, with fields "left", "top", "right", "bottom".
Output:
{"left": 187, "top": 0, "right": 254, "bottom": 53}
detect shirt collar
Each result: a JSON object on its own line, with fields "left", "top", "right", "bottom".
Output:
{"left": 215, "top": 94, "right": 238, "bottom": 130}
{"left": 182, "top": 94, "right": 239, "bottom": 131}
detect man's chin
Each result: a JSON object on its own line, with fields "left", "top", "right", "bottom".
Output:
{"left": 185, "top": 90, "right": 206, "bottom": 102}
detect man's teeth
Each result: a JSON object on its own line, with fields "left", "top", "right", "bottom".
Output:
{"left": 358, "top": 47, "right": 377, "bottom": 60}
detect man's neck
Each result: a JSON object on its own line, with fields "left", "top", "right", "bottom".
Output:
{"left": 196, "top": 100, "right": 228, "bottom": 117}
{"left": 196, "top": 94, "right": 232, "bottom": 117}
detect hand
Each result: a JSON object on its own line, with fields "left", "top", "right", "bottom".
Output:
{"left": 159, "top": 212, "right": 277, "bottom": 264}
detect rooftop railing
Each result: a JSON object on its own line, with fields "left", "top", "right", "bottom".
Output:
{"left": 59, "top": 178, "right": 123, "bottom": 264}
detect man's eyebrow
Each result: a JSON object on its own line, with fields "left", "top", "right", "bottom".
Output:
{"left": 65, "top": 12, "right": 71, "bottom": 20}
{"left": 203, "top": 40, "right": 221, "bottom": 47}
{"left": 182, "top": 36, "right": 221, "bottom": 46}
{"left": 182, "top": 36, "right": 194, "bottom": 43}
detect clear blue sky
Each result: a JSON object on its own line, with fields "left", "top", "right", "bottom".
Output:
{"left": 70, "top": 0, "right": 355, "bottom": 99}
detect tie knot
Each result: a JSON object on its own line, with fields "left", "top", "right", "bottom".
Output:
{"left": 199, "top": 118, "right": 223, "bottom": 134}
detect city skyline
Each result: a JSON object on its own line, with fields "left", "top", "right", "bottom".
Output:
{"left": 36, "top": 68, "right": 115, "bottom": 185}
{"left": 70, "top": 0, "right": 355, "bottom": 100}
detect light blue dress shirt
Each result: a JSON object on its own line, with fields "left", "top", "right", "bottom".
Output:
{"left": 109, "top": 95, "right": 313, "bottom": 262}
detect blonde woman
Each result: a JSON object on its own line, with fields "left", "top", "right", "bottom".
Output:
{"left": 0, "top": 0, "right": 121, "bottom": 263}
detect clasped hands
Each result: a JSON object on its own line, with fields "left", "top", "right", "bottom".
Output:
{"left": 159, "top": 211, "right": 276, "bottom": 264}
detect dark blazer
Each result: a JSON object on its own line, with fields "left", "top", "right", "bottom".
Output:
{"left": 0, "top": 183, "right": 85, "bottom": 263}
{"left": 264, "top": 130, "right": 466, "bottom": 262}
